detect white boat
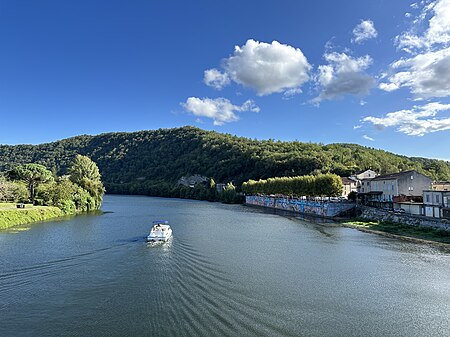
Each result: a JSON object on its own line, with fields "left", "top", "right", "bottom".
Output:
{"left": 147, "top": 220, "right": 172, "bottom": 242}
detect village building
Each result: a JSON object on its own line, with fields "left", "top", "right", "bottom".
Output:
{"left": 358, "top": 170, "right": 432, "bottom": 207}
{"left": 351, "top": 169, "right": 378, "bottom": 194}
{"left": 340, "top": 177, "right": 358, "bottom": 198}
{"left": 351, "top": 169, "right": 378, "bottom": 181}
{"left": 177, "top": 175, "right": 208, "bottom": 188}
{"left": 431, "top": 181, "right": 450, "bottom": 191}
{"left": 369, "top": 170, "right": 432, "bottom": 202}
{"left": 423, "top": 190, "right": 450, "bottom": 219}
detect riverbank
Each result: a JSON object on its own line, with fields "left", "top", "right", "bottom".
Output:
{"left": 341, "top": 219, "right": 450, "bottom": 247}
{"left": 0, "top": 203, "right": 65, "bottom": 230}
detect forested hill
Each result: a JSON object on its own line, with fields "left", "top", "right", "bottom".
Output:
{"left": 1, "top": 126, "right": 449, "bottom": 195}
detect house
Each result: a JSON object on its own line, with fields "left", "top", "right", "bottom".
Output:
{"left": 366, "top": 170, "right": 432, "bottom": 203}
{"left": 340, "top": 177, "right": 358, "bottom": 197}
{"left": 358, "top": 178, "right": 373, "bottom": 193}
{"left": 423, "top": 190, "right": 450, "bottom": 218}
{"left": 178, "top": 175, "right": 208, "bottom": 188}
{"left": 351, "top": 170, "right": 378, "bottom": 193}
{"left": 432, "top": 181, "right": 450, "bottom": 191}
{"left": 351, "top": 169, "right": 378, "bottom": 181}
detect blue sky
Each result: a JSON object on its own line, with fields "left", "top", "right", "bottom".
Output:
{"left": 1, "top": 0, "right": 449, "bottom": 160}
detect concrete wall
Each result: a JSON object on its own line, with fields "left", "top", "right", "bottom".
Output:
{"left": 359, "top": 205, "right": 450, "bottom": 231}
{"left": 245, "top": 195, "right": 355, "bottom": 217}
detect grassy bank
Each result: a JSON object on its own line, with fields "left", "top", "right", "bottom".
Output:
{"left": 341, "top": 219, "right": 450, "bottom": 245}
{"left": 0, "top": 203, "right": 65, "bottom": 230}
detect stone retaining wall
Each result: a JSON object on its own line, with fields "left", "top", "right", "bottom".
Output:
{"left": 245, "top": 195, "right": 355, "bottom": 218}
{"left": 359, "top": 205, "right": 450, "bottom": 231}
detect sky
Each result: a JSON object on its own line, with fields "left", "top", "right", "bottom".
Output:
{"left": 0, "top": 0, "right": 449, "bottom": 160}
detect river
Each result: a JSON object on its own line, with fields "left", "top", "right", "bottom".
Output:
{"left": 1, "top": 195, "right": 449, "bottom": 337}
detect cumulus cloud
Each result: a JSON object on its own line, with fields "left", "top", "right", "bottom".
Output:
{"left": 352, "top": 20, "right": 378, "bottom": 44}
{"left": 362, "top": 102, "right": 450, "bottom": 136}
{"left": 207, "top": 39, "right": 311, "bottom": 96}
{"left": 313, "top": 52, "right": 375, "bottom": 103}
{"left": 396, "top": 0, "right": 450, "bottom": 52}
{"left": 181, "top": 97, "right": 259, "bottom": 125}
{"left": 380, "top": 0, "right": 450, "bottom": 99}
{"left": 380, "top": 47, "right": 450, "bottom": 98}
{"left": 203, "top": 68, "right": 230, "bottom": 90}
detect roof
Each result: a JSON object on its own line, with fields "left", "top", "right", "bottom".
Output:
{"left": 341, "top": 177, "right": 357, "bottom": 184}
{"left": 372, "top": 170, "right": 417, "bottom": 181}
{"left": 354, "top": 169, "right": 376, "bottom": 175}
{"left": 423, "top": 189, "right": 450, "bottom": 193}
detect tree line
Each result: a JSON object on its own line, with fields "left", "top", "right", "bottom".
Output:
{"left": 0, "top": 155, "right": 104, "bottom": 213}
{"left": 0, "top": 127, "right": 449, "bottom": 201}
{"left": 242, "top": 174, "right": 343, "bottom": 197}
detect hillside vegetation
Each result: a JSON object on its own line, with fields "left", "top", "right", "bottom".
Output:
{"left": 1, "top": 126, "right": 449, "bottom": 197}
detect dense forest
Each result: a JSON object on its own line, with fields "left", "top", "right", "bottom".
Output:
{"left": 0, "top": 126, "right": 449, "bottom": 198}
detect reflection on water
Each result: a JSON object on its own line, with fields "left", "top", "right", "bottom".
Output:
{"left": 0, "top": 195, "right": 449, "bottom": 337}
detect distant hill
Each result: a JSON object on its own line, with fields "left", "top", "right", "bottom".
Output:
{"left": 1, "top": 126, "right": 449, "bottom": 196}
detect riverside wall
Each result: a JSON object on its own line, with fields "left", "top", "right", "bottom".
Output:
{"left": 359, "top": 206, "right": 450, "bottom": 231}
{"left": 245, "top": 195, "right": 355, "bottom": 218}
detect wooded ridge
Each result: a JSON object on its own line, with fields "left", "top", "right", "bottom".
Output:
{"left": 1, "top": 126, "right": 449, "bottom": 197}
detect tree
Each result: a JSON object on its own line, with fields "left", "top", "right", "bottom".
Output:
{"left": 0, "top": 176, "right": 28, "bottom": 202}
{"left": 221, "top": 182, "right": 238, "bottom": 203}
{"left": 7, "top": 164, "right": 54, "bottom": 203}
{"left": 69, "top": 155, "right": 105, "bottom": 209}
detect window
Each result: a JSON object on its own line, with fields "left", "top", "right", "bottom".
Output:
{"left": 411, "top": 175, "right": 414, "bottom": 179}
{"left": 426, "top": 194, "right": 430, "bottom": 202}
{"left": 436, "top": 195, "right": 440, "bottom": 203}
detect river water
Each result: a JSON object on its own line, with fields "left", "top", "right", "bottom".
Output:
{"left": 1, "top": 195, "right": 449, "bottom": 337}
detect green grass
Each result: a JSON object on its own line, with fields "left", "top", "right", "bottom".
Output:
{"left": 0, "top": 206, "right": 65, "bottom": 230}
{"left": 342, "top": 219, "right": 450, "bottom": 244}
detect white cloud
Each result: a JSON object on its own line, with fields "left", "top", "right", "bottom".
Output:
{"left": 313, "top": 52, "right": 375, "bottom": 103}
{"left": 203, "top": 68, "right": 230, "bottom": 90}
{"left": 352, "top": 20, "right": 378, "bottom": 44}
{"left": 282, "top": 88, "right": 303, "bottom": 100}
{"left": 396, "top": 0, "right": 450, "bottom": 51}
{"left": 181, "top": 97, "right": 259, "bottom": 125}
{"left": 363, "top": 135, "right": 375, "bottom": 141}
{"left": 380, "top": 46, "right": 450, "bottom": 98}
{"left": 380, "top": 0, "right": 450, "bottom": 99}
{"left": 212, "top": 39, "right": 311, "bottom": 96}
{"left": 362, "top": 102, "right": 450, "bottom": 136}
